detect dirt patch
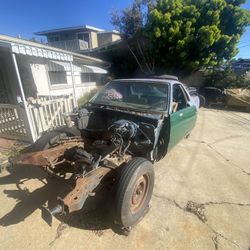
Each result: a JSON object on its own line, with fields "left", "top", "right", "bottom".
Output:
{"left": 185, "top": 201, "right": 207, "bottom": 222}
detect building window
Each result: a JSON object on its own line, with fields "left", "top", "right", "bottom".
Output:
{"left": 81, "top": 73, "right": 96, "bottom": 83}
{"left": 49, "top": 71, "right": 67, "bottom": 85}
{"left": 48, "top": 36, "right": 60, "bottom": 42}
{"left": 77, "top": 33, "right": 90, "bottom": 44}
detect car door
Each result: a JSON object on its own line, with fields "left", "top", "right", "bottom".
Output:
{"left": 168, "top": 83, "right": 197, "bottom": 151}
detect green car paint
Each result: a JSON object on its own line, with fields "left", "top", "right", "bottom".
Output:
{"left": 168, "top": 105, "right": 197, "bottom": 151}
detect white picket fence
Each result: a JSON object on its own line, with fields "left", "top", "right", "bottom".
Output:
{"left": 28, "top": 95, "right": 74, "bottom": 140}
{"left": 0, "top": 104, "right": 30, "bottom": 141}
{"left": 0, "top": 95, "right": 75, "bottom": 142}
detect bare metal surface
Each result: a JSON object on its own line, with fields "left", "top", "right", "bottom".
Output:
{"left": 11, "top": 139, "right": 83, "bottom": 167}
{"left": 10, "top": 137, "right": 131, "bottom": 215}
{"left": 63, "top": 167, "right": 112, "bottom": 213}
{"left": 62, "top": 152, "right": 131, "bottom": 213}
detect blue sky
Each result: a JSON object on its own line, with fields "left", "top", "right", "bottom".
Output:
{"left": 237, "top": 0, "right": 250, "bottom": 58}
{"left": 238, "top": 28, "right": 250, "bottom": 58}
{"left": 0, "top": 0, "right": 249, "bottom": 58}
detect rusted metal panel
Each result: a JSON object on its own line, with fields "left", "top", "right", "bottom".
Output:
{"left": 63, "top": 166, "right": 111, "bottom": 213}
{"left": 10, "top": 136, "right": 131, "bottom": 215}
{"left": 11, "top": 140, "right": 83, "bottom": 168}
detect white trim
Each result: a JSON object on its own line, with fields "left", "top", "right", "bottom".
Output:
{"left": 11, "top": 43, "right": 73, "bottom": 61}
{"left": 49, "top": 82, "right": 96, "bottom": 90}
{"left": 12, "top": 53, "right": 36, "bottom": 142}
{"left": 98, "top": 30, "right": 120, "bottom": 34}
{"left": 0, "top": 34, "right": 107, "bottom": 64}
{"left": 85, "top": 25, "right": 104, "bottom": 32}
{"left": 70, "top": 61, "right": 77, "bottom": 106}
{"left": 49, "top": 83, "right": 69, "bottom": 90}
{"left": 35, "top": 25, "right": 104, "bottom": 35}
{"left": 83, "top": 65, "right": 107, "bottom": 74}
{"left": 48, "top": 60, "right": 81, "bottom": 72}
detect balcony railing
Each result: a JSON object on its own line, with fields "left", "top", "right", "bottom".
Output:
{"left": 48, "top": 39, "right": 89, "bottom": 51}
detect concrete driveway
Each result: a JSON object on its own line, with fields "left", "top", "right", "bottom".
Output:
{"left": 0, "top": 108, "right": 249, "bottom": 250}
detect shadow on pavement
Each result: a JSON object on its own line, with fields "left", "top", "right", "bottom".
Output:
{"left": 0, "top": 165, "right": 121, "bottom": 234}
{"left": 205, "top": 104, "right": 250, "bottom": 113}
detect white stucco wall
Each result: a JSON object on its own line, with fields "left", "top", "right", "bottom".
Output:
{"left": 49, "top": 83, "right": 96, "bottom": 99}
{"left": 30, "top": 61, "right": 97, "bottom": 99}
{"left": 66, "top": 72, "right": 81, "bottom": 85}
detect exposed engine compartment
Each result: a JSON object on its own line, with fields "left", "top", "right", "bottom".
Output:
{"left": 74, "top": 107, "right": 162, "bottom": 160}
{"left": 10, "top": 106, "right": 165, "bottom": 217}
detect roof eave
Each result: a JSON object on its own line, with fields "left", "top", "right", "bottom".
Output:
{"left": 35, "top": 25, "right": 104, "bottom": 36}
{"left": 0, "top": 34, "right": 110, "bottom": 67}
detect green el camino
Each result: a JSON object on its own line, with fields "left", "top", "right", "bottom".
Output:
{"left": 11, "top": 75, "right": 198, "bottom": 234}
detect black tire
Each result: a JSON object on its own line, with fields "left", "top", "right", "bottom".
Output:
{"left": 115, "top": 157, "right": 155, "bottom": 228}
{"left": 198, "top": 94, "right": 206, "bottom": 107}
{"left": 22, "top": 131, "right": 69, "bottom": 153}
{"left": 22, "top": 126, "right": 80, "bottom": 153}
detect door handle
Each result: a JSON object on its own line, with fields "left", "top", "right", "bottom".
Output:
{"left": 179, "top": 113, "right": 183, "bottom": 117}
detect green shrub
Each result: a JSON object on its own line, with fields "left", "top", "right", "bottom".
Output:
{"left": 203, "top": 67, "right": 247, "bottom": 89}
{"left": 2, "top": 145, "right": 22, "bottom": 158}
{"left": 77, "top": 88, "right": 98, "bottom": 106}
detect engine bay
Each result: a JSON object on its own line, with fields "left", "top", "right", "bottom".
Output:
{"left": 74, "top": 107, "right": 163, "bottom": 160}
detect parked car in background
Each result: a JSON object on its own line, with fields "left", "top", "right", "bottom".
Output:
{"left": 200, "top": 87, "right": 226, "bottom": 106}
{"left": 185, "top": 86, "right": 206, "bottom": 108}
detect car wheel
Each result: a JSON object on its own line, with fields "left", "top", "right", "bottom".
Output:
{"left": 115, "top": 157, "right": 154, "bottom": 228}
{"left": 198, "top": 95, "right": 206, "bottom": 107}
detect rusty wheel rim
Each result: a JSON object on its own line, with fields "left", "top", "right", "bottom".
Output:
{"left": 130, "top": 174, "right": 149, "bottom": 214}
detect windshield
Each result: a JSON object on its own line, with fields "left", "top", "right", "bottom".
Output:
{"left": 90, "top": 81, "right": 169, "bottom": 111}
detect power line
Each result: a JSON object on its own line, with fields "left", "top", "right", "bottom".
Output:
{"left": 238, "top": 43, "right": 250, "bottom": 48}
{"left": 238, "top": 35, "right": 250, "bottom": 44}
{"left": 239, "top": 40, "right": 250, "bottom": 45}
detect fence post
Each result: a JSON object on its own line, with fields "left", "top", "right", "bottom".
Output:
{"left": 70, "top": 61, "right": 77, "bottom": 107}
{"left": 12, "top": 53, "right": 36, "bottom": 143}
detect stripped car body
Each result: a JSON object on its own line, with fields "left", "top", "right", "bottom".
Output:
{"left": 11, "top": 77, "right": 198, "bottom": 230}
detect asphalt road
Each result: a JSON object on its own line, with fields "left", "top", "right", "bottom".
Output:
{"left": 0, "top": 108, "right": 250, "bottom": 250}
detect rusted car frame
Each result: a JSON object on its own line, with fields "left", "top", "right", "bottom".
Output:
{"left": 12, "top": 138, "right": 131, "bottom": 215}
{"left": 10, "top": 76, "right": 198, "bottom": 233}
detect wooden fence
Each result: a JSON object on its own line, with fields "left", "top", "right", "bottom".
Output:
{"left": 0, "top": 95, "right": 75, "bottom": 142}
{"left": 0, "top": 104, "right": 30, "bottom": 141}
{"left": 28, "top": 95, "right": 74, "bottom": 139}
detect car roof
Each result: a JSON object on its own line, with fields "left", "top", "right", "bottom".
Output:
{"left": 112, "top": 78, "right": 180, "bottom": 86}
